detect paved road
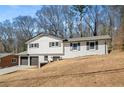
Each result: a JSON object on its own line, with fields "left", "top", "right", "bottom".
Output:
{"left": 0, "top": 66, "right": 34, "bottom": 75}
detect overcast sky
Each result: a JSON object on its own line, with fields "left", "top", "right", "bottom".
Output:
{"left": 0, "top": 5, "right": 41, "bottom": 22}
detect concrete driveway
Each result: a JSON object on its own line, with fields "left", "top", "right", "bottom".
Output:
{"left": 0, "top": 66, "right": 35, "bottom": 75}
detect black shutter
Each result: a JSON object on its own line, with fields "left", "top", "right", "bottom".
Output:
{"left": 96, "top": 41, "right": 98, "bottom": 50}
{"left": 70, "top": 43, "right": 72, "bottom": 51}
{"left": 78, "top": 42, "right": 80, "bottom": 51}
{"left": 49, "top": 42, "right": 51, "bottom": 47}
{"left": 70, "top": 43, "right": 72, "bottom": 46}
{"left": 87, "top": 42, "right": 89, "bottom": 50}
{"left": 36, "top": 44, "right": 38, "bottom": 47}
{"left": 29, "top": 44, "right": 31, "bottom": 48}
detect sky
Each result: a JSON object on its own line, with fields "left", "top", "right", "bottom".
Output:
{"left": 0, "top": 5, "right": 41, "bottom": 22}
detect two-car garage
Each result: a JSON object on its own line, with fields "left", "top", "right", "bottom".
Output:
{"left": 20, "top": 56, "right": 38, "bottom": 66}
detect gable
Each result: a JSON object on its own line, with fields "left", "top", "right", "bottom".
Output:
{"left": 25, "top": 34, "right": 62, "bottom": 44}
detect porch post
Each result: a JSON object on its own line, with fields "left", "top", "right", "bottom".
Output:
{"left": 38, "top": 56, "right": 40, "bottom": 68}
{"left": 28, "top": 56, "right": 30, "bottom": 66}
{"left": 18, "top": 56, "right": 21, "bottom": 66}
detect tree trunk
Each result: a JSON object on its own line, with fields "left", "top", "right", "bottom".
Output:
{"left": 80, "top": 16, "right": 83, "bottom": 37}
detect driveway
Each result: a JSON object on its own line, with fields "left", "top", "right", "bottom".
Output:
{"left": 0, "top": 66, "right": 35, "bottom": 75}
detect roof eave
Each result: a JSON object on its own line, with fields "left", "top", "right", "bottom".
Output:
{"left": 64, "top": 36, "right": 111, "bottom": 42}
{"left": 25, "top": 34, "right": 63, "bottom": 44}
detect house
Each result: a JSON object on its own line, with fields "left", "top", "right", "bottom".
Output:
{"left": 0, "top": 53, "right": 18, "bottom": 68}
{"left": 0, "top": 41, "right": 4, "bottom": 52}
{"left": 18, "top": 34, "right": 111, "bottom": 68}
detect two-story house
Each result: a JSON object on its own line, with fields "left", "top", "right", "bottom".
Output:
{"left": 18, "top": 34, "right": 111, "bottom": 68}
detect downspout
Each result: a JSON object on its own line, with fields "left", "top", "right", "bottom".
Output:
{"left": 105, "top": 40, "right": 107, "bottom": 54}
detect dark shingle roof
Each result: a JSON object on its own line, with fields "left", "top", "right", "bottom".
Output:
{"left": 64, "top": 35, "right": 111, "bottom": 42}
{"left": 0, "top": 53, "right": 13, "bottom": 58}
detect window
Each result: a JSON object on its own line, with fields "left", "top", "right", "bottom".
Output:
{"left": 31, "top": 44, "right": 34, "bottom": 47}
{"left": 34, "top": 43, "right": 39, "bottom": 48}
{"left": 56, "top": 42, "right": 59, "bottom": 46}
{"left": 73, "top": 43, "right": 78, "bottom": 50}
{"left": 53, "top": 56, "right": 60, "bottom": 61}
{"left": 44, "top": 56, "right": 48, "bottom": 61}
{"left": 70, "top": 42, "right": 80, "bottom": 51}
{"left": 29, "top": 43, "right": 39, "bottom": 48}
{"left": 12, "top": 58, "right": 17, "bottom": 64}
{"left": 87, "top": 41, "right": 98, "bottom": 50}
{"left": 90, "top": 42, "right": 95, "bottom": 49}
{"left": 52, "top": 42, "right": 54, "bottom": 46}
{"left": 49, "top": 42, "right": 60, "bottom": 47}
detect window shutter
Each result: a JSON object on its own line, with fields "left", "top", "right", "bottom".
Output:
{"left": 58, "top": 42, "right": 61, "bottom": 47}
{"left": 96, "top": 41, "right": 98, "bottom": 50}
{"left": 36, "top": 43, "right": 39, "bottom": 48}
{"left": 70, "top": 43, "right": 72, "bottom": 51}
{"left": 31, "top": 44, "right": 33, "bottom": 47}
{"left": 29, "top": 44, "right": 31, "bottom": 48}
{"left": 78, "top": 42, "right": 80, "bottom": 51}
{"left": 87, "top": 42, "right": 89, "bottom": 50}
{"left": 49, "top": 42, "right": 51, "bottom": 47}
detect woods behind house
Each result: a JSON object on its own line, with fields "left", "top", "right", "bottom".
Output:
{"left": 0, "top": 5, "right": 124, "bottom": 53}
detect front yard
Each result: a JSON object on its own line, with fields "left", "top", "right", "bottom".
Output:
{"left": 0, "top": 51, "right": 124, "bottom": 86}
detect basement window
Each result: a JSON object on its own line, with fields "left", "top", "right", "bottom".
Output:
{"left": 44, "top": 56, "right": 48, "bottom": 61}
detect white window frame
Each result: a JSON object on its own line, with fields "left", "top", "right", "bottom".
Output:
{"left": 70, "top": 42, "right": 80, "bottom": 51}
{"left": 89, "top": 41, "right": 95, "bottom": 50}
{"left": 29, "top": 43, "right": 39, "bottom": 48}
{"left": 11, "top": 58, "right": 17, "bottom": 64}
{"left": 44, "top": 56, "right": 48, "bottom": 61}
{"left": 87, "top": 41, "right": 98, "bottom": 50}
{"left": 49, "top": 42, "right": 60, "bottom": 47}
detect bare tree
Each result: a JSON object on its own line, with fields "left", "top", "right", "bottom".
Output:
{"left": 110, "top": 6, "right": 124, "bottom": 50}
{"left": 0, "top": 20, "right": 15, "bottom": 52}
{"left": 0, "top": 5, "right": 122, "bottom": 52}
{"left": 83, "top": 6, "right": 101, "bottom": 36}
{"left": 13, "top": 16, "right": 36, "bottom": 52}
{"left": 62, "top": 6, "right": 75, "bottom": 38}
{"left": 72, "top": 5, "right": 86, "bottom": 37}
{"left": 36, "top": 6, "right": 66, "bottom": 38}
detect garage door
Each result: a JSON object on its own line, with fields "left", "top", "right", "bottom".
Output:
{"left": 30, "top": 57, "right": 38, "bottom": 66}
{"left": 21, "top": 57, "right": 28, "bottom": 65}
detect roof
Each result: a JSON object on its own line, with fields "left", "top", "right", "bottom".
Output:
{"left": 0, "top": 53, "right": 14, "bottom": 58}
{"left": 25, "top": 33, "right": 63, "bottom": 44}
{"left": 18, "top": 51, "right": 28, "bottom": 55}
{"left": 64, "top": 35, "right": 111, "bottom": 42}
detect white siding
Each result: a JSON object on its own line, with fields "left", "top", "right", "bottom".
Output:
{"left": 39, "top": 55, "right": 62, "bottom": 63}
{"left": 63, "top": 40, "right": 107, "bottom": 58}
{"left": 27, "top": 36, "right": 63, "bottom": 55}
{"left": 27, "top": 35, "right": 108, "bottom": 62}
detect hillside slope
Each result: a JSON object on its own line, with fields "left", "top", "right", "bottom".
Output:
{"left": 1, "top": 51, "right": 124, "bottom": 86}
